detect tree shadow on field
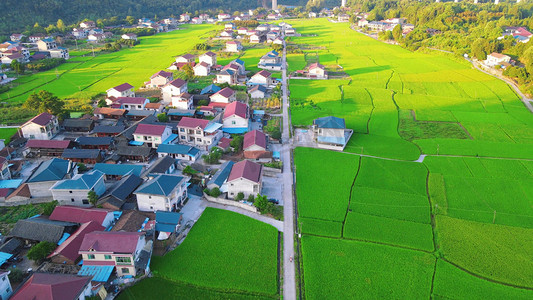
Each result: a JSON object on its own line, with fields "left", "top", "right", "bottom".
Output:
{"left": 352, "top": 65, "right": 391, "bottom": 75}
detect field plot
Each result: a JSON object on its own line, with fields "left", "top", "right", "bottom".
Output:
{"left": 0, "top": 128, "right": 18, "bottom": 143}
{"left": 122, "top": 208, "right": 279, "bottom": 299}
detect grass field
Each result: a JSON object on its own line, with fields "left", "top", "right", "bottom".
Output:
{"left": 289, "top": 18, "right": 533, "bottom": 299}
{"left": 0, "top": 128, "right": 18, "bottom": 143}
{"left": 121, "top": 208, "right": 279, "bottom": 299}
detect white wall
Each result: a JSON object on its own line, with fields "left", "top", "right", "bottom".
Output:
{"left": 223, "top": 115, "right": 248, "bottom": 129}
{"left": 227, "top": 177, "right": 261, "bottom": 199}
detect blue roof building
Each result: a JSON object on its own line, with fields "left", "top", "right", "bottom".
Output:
{"left": 155, "top": 211, "right": 182, "bottom": 233}
{"left": 207, "top": 160, "right": 234, "bottom": 191}
{"left": 93, "top": 163, "right": 144, "bottom": 179}
{"left": 156, "top": 144, "right": 200, "bottom": 162}
{"left": 50, "top": 170, "right": 106, "bottom": 207}
{"left": 27, "top": 158, "right": 75, "bottom": 183}
{"left": 312, "top": 116, "right": 353, "bottom": 151}
{"left": 200, "top": 84, "right": 222, "bottom": 95}
{"left": 134, "top": 174, "right": 189, "bottom": 212}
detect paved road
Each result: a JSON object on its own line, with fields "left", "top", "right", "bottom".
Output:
{"left": 281, "top": 40, "right": 297, "bottom": 300}
{"left": 205, "top": 201, "right": 284, "bottom": 232}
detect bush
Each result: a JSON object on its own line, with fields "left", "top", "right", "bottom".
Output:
{"left": 202, "top": 148, "right": 222, "bottom": 164}
{"left": 26, "top": 58, "right": 65, "bottom": 72}
{"left": 230, "top": 135, "right": 244, "bottom": 152}
{"left": 247, "top": 194, "right": 255, "bottom": 203}
{"left": 77, "top": 163, "right": 87, "bottom": 172}
{"left": 27, "top": 241, "right": 56, "bottom": 262}
{"left": 198, "top": 99, "right": 209, "bottom": 106}
{"left": 183, "top": 165, "right": 198, "bottom": 176}
{"left": 235, "top": 192, "right": 244, "bottom": 201}
{"left": 194, "top": 43, "right": 211, "bottom": 51}
{"left": 7, "top": 268, "right": 24, "bottom": 283}
{"left": 40, "top": 200, "right": 58, "bottom": 216}
{"left": 210, "top": 187, "right": 221, "bottom": 197}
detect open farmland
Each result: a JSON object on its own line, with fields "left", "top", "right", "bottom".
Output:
{"left": 0, "top": 25, "right": 217, "bottom": 104}
{"left": 120, "top": 208, "right": 279, "bottom": 299}
{"left": 290, "top": 18, "right": 533, "bottom": 299}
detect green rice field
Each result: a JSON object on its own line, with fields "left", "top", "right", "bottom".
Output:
{"left": 290, "top": 18, "right": 533, "bottom": 299}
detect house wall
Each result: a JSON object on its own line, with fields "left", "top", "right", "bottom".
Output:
{"left": 199, "top": 55, "right": 216, "bottom": 66}
{"left": 250, "top": 75, "right": 270, "bottom": 85}
{"left": 194, "top": 66, "right": 210, "bottom": 76}
{"left": 171, "top": 97, "right": 193, "bottom": 110}
{"left": 162, "top": 85, "right": 187, "bottom": 103}
{"left": 317, "top": 128, "right": 345, "bottom": 138}
{"left": 21, "top": 120, "right": 59, "bottom": 140}
{"left": 52, "top": 176, "right": 105, "bottom": 207}
{"left": 250, "top": 90, "right": 265, "bottom": 99}
{"left": 158, "top": 152, "right": 198, "bottom": 162}
{"left": 134, "top": 127, "right": 171, "bottom": 148}
{"left": 309, "top": 68, "right": 325, "bottom": 77}
{"left": 148, "top": 76, "right": 171, "bottom": 88}
{"left": 215, "top": 74, "right": 235, "bottom": 85}
{"left": 136, "top": 184, "right": 187, "bottom": 212}
{"left": 178, "top": 127, "right": 222, "bottom": 150}
{"left": 244, "top": 144, "right": 266, "bottom": 152}
{"left": 107, "top": 89, "right": 135, "bottom": 98}
{"left": 210, "top": 93, "right": 234, "bottom": 103}
{"left": 0, "top": 273, "right": 13, "bottom": 300}
{"left": 81, "top": 252, "right": 136, "bottom": 276}
{"left": 227, "top": 177, "right": 262, "bottom": 199}
{"left": 27, "top": 181, "right": 56, "bottom": 197}
{"left": 223, "top": 115, "right": 249, "bottom": 129}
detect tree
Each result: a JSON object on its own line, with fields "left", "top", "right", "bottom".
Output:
{"left": 56, "top": 19, "right": 66, "bottom": 32}
{"left": 202, "top": 148, "right": 222, "bottom": 164}
{"left": 210, "top": 187, "right": 221, "bottom": 197}
{"left": 157, "top": 113, "right": 169, "bottom": 122}
{"left": 182, "top": 64, "right": 194, "bottom": 80}
{"left": 7, "top": 268, "right": 24, "bottom": 283}
{"left": 126, "top": 16, "right": 136, "bottom": 25}
{"left": 253, "top": 194, "right": 268, "bottom": 212}
{"left": 247, "top": 194, "right": 255, "bottom": 203}
{"left": 392, "top": 25, "right": 402, "bottom": 41}
{"left": 10, "top": 60, "right": 25, "bottom": 75}
{"left": 97, "top": 99, "right": 107, "bottom": 108}
{"left": 41, "top": 200, "right": 58, "bottom": 216}
{"left": 183, "top": 165, "right": 198, "bottom": 176}
{"left": 230, "top": 134, "right": 244, "bottom": 152}
{"left": 27, "top": 241, "right": 56, "bottom": 262}
{"left": 88, "top": 190, "right": 99, "bottom": 207}
{"left": 24, "top": 90, "right": 64, "bottom": 115}
{"left": 235, "top": 192, "right": 244, "bottom": 201}
{"left": 77, "top": 163, "right": 88, "bottom": 172}
{"left": 198, "top": 99, "right": 209, "bottom": 106}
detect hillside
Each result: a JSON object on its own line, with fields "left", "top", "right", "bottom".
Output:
{"left": 0, "top": 0, "right": 303, "bottom": 35}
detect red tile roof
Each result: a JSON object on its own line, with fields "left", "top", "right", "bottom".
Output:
{"left": 213, "top": 87, "right": 235, "bottom": 98}
{"left": 203, "top": 51, "right": 216, "bottom": 57}
{"left": 208, "top": 102, "right": 228, "bottom": 109}
{"left": 47, "top": 221, "right": 105, "bottom": 262}
{"left": 244, "top": 130, "right": 267, "bottom": 150}
{"left": 223, "top": 101, "right": 248, "bottom": 119}
{"left": 145, "top": 102, "right": 163, "bottom": 109}
{"left": 93, "top": 107, "right": 126, "bottom": 116}
{"left": 226, "top": 41, "right": 241, "bottom": 45}
{"left": 254, "top": 70, "right": 272, "bottom": 78}
{"left": 168, "top": 78, "right": 186, "bottom": 88}
{"left": 24, "top": 112, "right": 54, "bottom": 126}
{"left": 180, "top": 54, "right": 195, "bottom": 60}
{"left": 196, "top": 61, "right": 210, "bottom": 68}
{"left": 178, "top": 117, "right": 209, "bottom": 129}
{"left": 135, "top": 124, "right": 168, "bottom": 136}
{"left": 11, "top": 273, "right": 91, "bottom": 300}
{"left": 309, "top": 62, "right": 325, "bottom": 70}
{"left": 26, "top": 139, "right": 71, "bottom": 149}
{"left": 79, "top": 231, "right": 143, "bottom": 253}
{"left": 244, "top": 150, "right": 272, "bottom": 159}
{"left": 228, "top": 160, "right": 262, "bottom": 183}
{"left": 111, "top": 83, "right": 134, "bottom": 92}
{"left": 116, "top": 97, "right": 148, "bottom": 105}
{"left": 50, "top": 206, "right": 112, "bottom": 225}
{"left": 151, "top": 70, "right": 173, "bottom": 79}
{"left": 218, "top": 137, "right": 232, "bottom": 149}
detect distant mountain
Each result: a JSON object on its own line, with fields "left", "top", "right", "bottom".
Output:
{"left": 0, "top": 0, "right": 304, "bottom": 35}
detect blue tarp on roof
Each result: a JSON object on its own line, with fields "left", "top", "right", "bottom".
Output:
{"left": 273, "top": 151, "right": 280, "bottom": 159}
{"left": 253, "top": 110, "right": 265, "bottom": 115}
{"left": 57, "top": 233, "right": 70, "bottom": 245}
{"left": 204, "top": 122, "right": 223, "bottom": 133}
{"left": 223, "top": 127, "right": 249, "bottom": 134}
{"left": 0, "top": 252, "right": 12, "bottom": 267}
{"left": 129, "top": 141, "right": 144, "bottom": 146}
{"left": 0, "top": 180, "right": 22, "bottom": 189}
{"left": 207, "top": 160, "right": 234, "bottom": 188}
{"left": 157, "top": 144, "right": 199, "bottom": 157}
{"left": 78, "top": 265, "right": 114, "bottom": 282}
{"left": 163, "top": 134, "right": 178, "bottom": 145}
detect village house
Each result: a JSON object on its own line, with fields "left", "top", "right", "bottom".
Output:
{"left": 145, "top": 156, "right": 177, "bottom": 175}
{"left": 145, "top": 102, "right": 165, "bottom": 113}
{"left": 162, "top": 78, "right": 188, "bottom": 104}
{"left": 171, "top": 92, "right": 193, "bottom": 110}
{"left": 20, "top": 113, "right": 59, "bottom": 140}
{"left": 0, "top": 157, "right": 11, "bottom": 180}
{"left": 215, "top": 69, "right": 237, "bottom": 85}
{"left": 220, "top": 30, "right": 234, "bottom": 39}
{"left": 485, "top": 52, "right": 511, "bottom": 67}
{"left": 177, "top": 117, "right": 223, "bottom": 150}
{"left": 249, "top": 84, "right": 267, "bottom": 99}
{"left": 76, "top": 136, "right": 114, "bottom": 150}
{"left": 28, "top": 34, "right": 51, "bottom": 42}
{"left": 116, "top": 145, "right": 153, "bottom": 162}
{"left": 180, "top": 14, "right": 191, "bottom": 22}
{"left": 47, "top": 220, "right": 105, "bottom": 265}
{"left": 79, "top": 231, "right": 149, "bottom": 277}
{"left": 93, "top": 107, "right": 126, "bottom": 120}
{"left": 210, "top": 87, "right": 236, "bottom": 103}
{"left": 243, "top": 130, "right": 271, "bottom": 159}
{"left": 249, "top": 33, "right": 264, "bottom": 44}
{"left": 49, "top": 47, "right": 70, "bottom": 59}
{"left": 50, "top": 205, "right": 115, "bottom": 228}
{"left": 199, "top": 51, "right": 217, "bottom": 66}
{"left": 68, "top": 28, "right": 86, "bottom": 39}
{"left": 50, "top": 170, "right": 106, "bottom": 207}
{"left": 155, "top": 211, "right": 183, "bottom": 235}
{"left": 259, "top": 50, "right": 282, "bottom": 70}
{"left": 256, "top": 24, "right": 270, "bottom": 32}
{"left": 107, "top": 83, "right": 135, "bottom": 98}
{"left": 80, "top": 21, "right": 96, "bottom": 29}
{"left": 25, "top": 140, "right": 72, "bottom": 157}
{"left": 308, "top": 63, "right": 328, "bottom": 79}
{"left": 9, "top": 216, "right": 78, "bottom": 244}
{"left": 338, "top": 14, "right": 350, "bottom": 22}
{"left": 10, "top": 273, "right": 92, "bottom": 300}
{"left": 134, "top": 124, "right": 172, "bottom": 148}
{"left": 225, "top": 23, "right": 235, "bottom": 30}
{"left": 201, "top": 83, "right": 221, "bottom": 96}
{"left": 175, "top": 54, "right": 195, "bottom": 64}
{"left": 121, "top": 33, "right": 138, "bottom": 41}
{"left": 222, "top": 101, "right": 250, "bottom": 134}
{"left": 167, "top": 109, "right": 196, "bottom": 120}
{"left": 194, "top": 61, "right": 211, "bottom": 76}
{"left": 10, "top": 33, "right": 25, "bottom": 41}
{"left": 113, "top": 97, "right": 150, "bottom": 110}
{"left": 92, "top": 124, "right": 125, "bottom": 136}
{"left": 93, "top": 163, "right": 144, "bottom": 181}
{"left": 146, "top": 70, "right": 173, "bottom": 88}
{"left": 206, "top": 160, "right": 234, "bottom": 191}
{"left": 62, "top": 118, "right": 95, "bottom": 132}
{"left": 157, "top": 143, "right": 201, "bottom": 162}
{"left": 218, "top": 13, "right": 232, "bottom": 21}
{"left": 25, "top": 158, "right": 77, "bottom": 198}
{"left": 227, "top": 160, "right": 263, "bottom": 199}
{"left": 248, "top": 70, "right": 274, "bottom": 86}
{"left": 36, "top": 38, "right": 56, "bottom": 51}
{"left": 57, "top": 149, "right": 98, "bottom": 168}
{"left": 98, "top": 174, "right": 143, "bottom": 210}
{"left": 226, "top": 41, "right": 242, "bottom": 52}
{"left": 266, "top": 31, "right": 278, "bottom": 41}
{"left": 135, "top": 174, "right": 189, "bottom": 212}
{"left": 87, "top": 33, "right": 105, "bottom": 42}
{"left": 126, "top": 109, "right": 156, "bottom": 121}
{"left": 358, "top": 19, "right": 369, "bottom": 27}
{"left": 237, "top": 27, "right": 248, "bottom": 35}
{"left": 0, "top": 271, "right": 12, "bottom": 300}
{"left": 312, "top": 116, "right": 353, "bottom": 151}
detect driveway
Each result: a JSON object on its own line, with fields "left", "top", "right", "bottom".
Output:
{"left": 179, "top": 195, "right": 207, "bottom": 223}
{"left": 261, "top": 174, "right": 284, "bottom": 205}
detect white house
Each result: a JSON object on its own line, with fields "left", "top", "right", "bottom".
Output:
{"left": 171, "top": 92, "right": 193, "bottom": 110}
{"left": 215, "top": 69, "right": 237, "bottom": 85}
{"left": 135, "top": 174, "right": 189, "bottom": 212}
{"left": 0, "top": 271, "right": 12, "bottom": 300}
{"left": 162, "top": 78, "right": 188, "bottom": 104}
{"left": 249, "top": 85, "right": 267, "bottom": 99}
{"left": 146, "top": 70, "right": 173, "bottom": 88}
{"left": 121, "top": 33, "right": 138, "bottom": 40}
{"left": 199, "top": 51, "right": 217, "bottom": 66}
{"left": 177, "top": 117, "right": 223, "bottom": 150}
{"left": 20, "top": 113, "right": 60, "bottom": 140}
{"left": 50, "top": 170, "right": 106, "bottom": 207}
{"left": 226, "top": 41, "right": 242, "bottom": 52}
{"left": 227, "top": 160, "right": 263, "bottom": 199}
{"left": 210, "top": 87, "right": 236, "bottom": 103}
{"left": 222, "top": 101, "right": 249, "bottom": 134}
{"left": 248, "top": 70, "right": 273, "bottom": 86}
{"left": 36, "top": 38, "right": 57, "bottom": 51}
{"left": 113, "top": 97, "right": 149, "bottom": 110}
{"left": 134, "top": 124, "right": 172, "bottom": 148}
{"left": 106, "top": 83, "right": 135, "bottom": 98}
{"left": 486, "top": 52, "right": 511, "bottom": 67}
{"left": 175, "top": 54, "right": 195, "bottom": 64}
{"left": 193, "top": 62, "right": 211, "bottom": 76}
{"left": 308, "top": 63, "right": 328, "bottom": 79}
{"left": 79, "top": 21, "right": 96, "bottom": 29}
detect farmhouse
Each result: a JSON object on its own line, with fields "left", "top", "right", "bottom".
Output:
{"left": 76, "top": 136, "right": 114, "bottom": 150}
{"left": 61, "top": 148, "right": 103, "bottom": 164}
{"left": 146, "top": 70, "right": 173, "bottom": 88}
{"left": 50, "top": 169, "right": 106, "bottom": 207}
{"left": 134, "top": 124, "right": 172, "bottom": 148}
{"left": 226, "top": 41, "right": 242, "bottom": 52}
{"left": 201, "top": 83, "right": 221, "bottom": 95}
{"left": 215, "top": 69, "right": 237, "bottom": 85}
{"left": 62, "top": 118, "right": 94, "bottom": 132}
{"left": 308, "top": 63, "right": 328, "bottom": 79}
{"left": 47, "top": 221, "right": 105, "bottom": 265}
{"left": 227, "top": 160, "right": 263, "bottom": 199}
{"left": 171, "top": 92, "right": 194, "bottom": 110}
{"left": 312, "top": 116, "right": 353, "bottom": 151}
{"left": 244, "top": 130, "right": 271, "bottom": 159}
{"left": 175, "top": 54, "right": 195, "bottom": 64}
{"left": 248, "top": 70, "right": 273, "bottom": 86}
{"left": 222, "top": 101, "right": 250, "bottom": 134}
{"left": 135, "top": 174, "right": 189, "bottom": 212}
{"left": 144, "top": 102, "right": 164, "bottom": 113}
{"left": 122, "top": 33, "right": 138, "bottom": 40}
{"left": 194, "top": 61, "right": 211, "bottom": 76}
{"left": 220, "top": 30, "right": 234, "bottom": 39}
{"left": 20, "top": 113, "right": 59, "bottom": 140}
{"left": 107, "top": 83, "right": 135, "bottom": 98}
{"left": 486, "top": 52, "right": 511, "bottom": 67}
{"left": 26, "top": 140, "right": 72, "bottom": 157}
{"left": 93, "top": 163, "right": 144, "bottom": 180}
{"left": 162, "top": 78, "right": 188, "bottom": 103}
{"left": 114, "top": 97, "right": 150, "bottom": 110}
{"left": 249, "top": 85, "right": 267, "bottom": 99}
{"left": 258, "top": 50, "right": 282, "bottom": 70}
{"left": 146, "top": 156, "right": 177, "bottom": 175}
{"left": 157, "top": 143, "right": 201, "bottom": 161}
{"left": 116, "top": 145, "right": 153, "bottom": 162}
{"left": 199, "top": 51, "right": 217, "bottom": 66}
{"left": 11, "top": 273, "right": 92, "bottom": 300}
{"left": 210, "top": 87, "right": 236, "bottom": 103}
{"left": 177, "top": 117, "right": 223, "bottom": 150}
{"left": 93, "top": 107, "right": 126, "bottom": 120}
{"left": 26, "top": 158, "right": 77, "bottom": 198}
{"left": 9, "top": 217, "right": 77, "bottom": 244}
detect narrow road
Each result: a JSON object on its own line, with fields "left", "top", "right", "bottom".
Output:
{"left": 205, "top": 201, "right": 284, "bottom": 232}
{"left": 281, "top": 39, "right": 297, "bottom": 300}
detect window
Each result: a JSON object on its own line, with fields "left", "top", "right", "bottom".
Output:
{"left": 196, "top": 130, "right": 201, "bottom": 134}
{"left": 197, "top": 138, "right": 202, "bottom": 142}
{"left": 1, "top": 276, "right": 5, "bottom": 281}
{"left": 71, "top": 199, "right": 75, "bottom": 202}
{"left": 181, "top": 135, "right": 186, "bottom": 139}
{"left": 69, "top": 191, "right": 73, "bottom": 193}
{"left": 116, "top": 257, "right": 132, "bottom": 264}
{"left": 104, "top": 255, "right": 112, "bottom": 260}
{"left": 180, "top": 128, "right": 185, "bottom": 132}
{"left": 232, "top": 121, "right": 236, "bottom": 125}
{"left": 122, "top": 268, "right": 130, "bottom": 274}
{"left": 87, "top": 254, "right": 95, "bottom": 259}
{"left": 6, "top": 287, "right": 10, "bottom": 293}
{"left": 82, "top": 200, "right": 89, "bottom": 205}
